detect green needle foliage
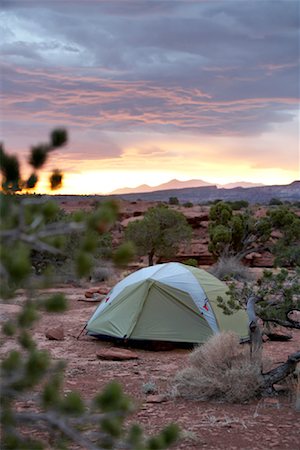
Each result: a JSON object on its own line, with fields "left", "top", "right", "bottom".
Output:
{"left": 1, "top": 128, "right": 66, "bottom": 193}
{"left": 208, "top": 201, "right": 270, "bottom": 259}
{"left": 217, "top": 268, "right": 300, "bottom": 329}
{"left": 125, "top": 204, "right": 192, "bottom": 266}
{"left": 208, "top": 201, "right": 300, "bottom": 266}
{"left": 0, "top": 130, "right": 179, "bottom": 450}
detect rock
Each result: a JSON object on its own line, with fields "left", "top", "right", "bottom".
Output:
{"left": 146, "top": 394, "right": 167, "bottom": 403}
{"left": 85, "top": 288, "right": 100, "bottom": 298}
{"left": 85, "top": 290, "right": 94, "bottom": 298}
{"left": 263, "top": 323, "right": 292, "bottom": 341}
{"left": 78, "top": 295, "right": 104, "bottom": 303}
{"left": 85, "top": 287, "right": 110, "bottom": 298}
{"left": 45, "top": 326, "right": 64, "bottom": 340}
{"left": 97, "top": 287, "right": 110, "bottom": 295}
{"left": 96, "top": 348, "right": 139, "bottom": 361}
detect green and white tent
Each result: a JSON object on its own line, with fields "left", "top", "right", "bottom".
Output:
{"left": 87, "top": 262, "right": 249, "bottom": 344}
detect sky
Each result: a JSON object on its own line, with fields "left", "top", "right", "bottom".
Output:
{"left": 1, "top": 0, "right": 299, "bottom": 194}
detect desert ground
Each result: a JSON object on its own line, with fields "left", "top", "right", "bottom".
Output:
{"left": 1, "top": 198, "right": 299, "bottom": 450}
{"left": 1, "top": 281, "right": 299, "bottom": 450}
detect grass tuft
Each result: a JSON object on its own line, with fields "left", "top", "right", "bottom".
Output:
{"left": 172, "top": 332, "right": 263, "bottom": 403}
{"left": 209, "top": 256, "right": 254, "bottom": 282}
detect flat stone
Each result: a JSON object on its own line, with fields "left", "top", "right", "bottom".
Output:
{"left": 85, "top": 288, "right": 98, "bottom": 298}
{"left": 146, "top": 394, "right": 167, "bottom": 403}
{"left": 97, "top": 287, "right": 110, "bottom": 295}
{"left": 78, "top": 294, "right": 104, "bottom": 302}
{"left": 96, "top": 348, "right": 139, "bottom": 361}
{"left": 45, "top": 326, "right": 64, "bottom": 341}
{"left": 84, "top": 291, "right": 94, "bottom": 298}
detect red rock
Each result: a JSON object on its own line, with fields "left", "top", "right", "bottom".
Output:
{"left": 45, "top": 326, "right": 64, "bottom": 340}
{"left": 96, "top": 348, "right": 139, "bottom": 361}
{"left": 264, "top": 323, "right": 293, "bottom": 341}
{"left": 85, "top": 287, "right": 110, "bottom": 298}
{"left": 146, "top": 394, "right": 167, "bottom": 403}
{"left": 78, "top": 295, "right": 103, "bottom": 303}
{"left": 84, "top": 290, "right": 94, "bottom": 298}
{"left": 97, "top": 287, "right": 110, "bottom": 295}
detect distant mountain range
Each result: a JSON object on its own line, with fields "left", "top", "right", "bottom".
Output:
{"left": 108, "top": 180, "right": 300, "bottom": 204}
{"left": 110, "top": 179, "right": 264, "bottom": 195}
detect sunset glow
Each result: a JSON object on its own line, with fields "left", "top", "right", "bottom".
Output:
{"left": 1, "top": 1, "right": 299, "bottom": 194}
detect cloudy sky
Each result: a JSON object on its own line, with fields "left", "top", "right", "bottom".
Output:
{"left": 1, "top": 0, "right": 299, "bottom": 194}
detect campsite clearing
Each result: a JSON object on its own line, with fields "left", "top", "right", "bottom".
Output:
{"left": 1, "top": 285, "right": 299, "bottom": 450}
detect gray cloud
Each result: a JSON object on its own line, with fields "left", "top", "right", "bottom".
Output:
{"left": 1, "top": 0, "right": 299, "bottom": 143}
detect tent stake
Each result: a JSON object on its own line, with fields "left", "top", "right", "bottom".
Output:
{"left": 76, "top": 324, "right": 87, "bottom": 340}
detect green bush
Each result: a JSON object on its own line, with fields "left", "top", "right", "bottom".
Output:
{"left": 169, "top": 196, "right": 179, "bottom": 205}
{"left": 182, "top": 258, "right": 198, "bottom": 267}
{"left": 183, "top": 201, "right": 193, "bottom": 208}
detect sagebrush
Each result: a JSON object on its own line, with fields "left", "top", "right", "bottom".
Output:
{"left": 172, "top": 332, "right": 263, "bottom": 403}
{"left": 209, "top": 256, "right": 254, "bottom": 282}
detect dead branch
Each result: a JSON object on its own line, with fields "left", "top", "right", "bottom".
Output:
{"left": 261, "top": 309, "right": 300, "bottom": 330}
{"left": 246, "top": 295, "right": 262, "bottom": 355}
{"left": 261, "top": 351, "right": 300, "bottom": 390}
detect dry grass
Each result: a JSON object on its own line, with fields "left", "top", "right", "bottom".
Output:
{"left": 209, "top": 256, "right": 254, "bottom": 282}
{"left": 172, "top": 332, "right": 263, "bottom": 403}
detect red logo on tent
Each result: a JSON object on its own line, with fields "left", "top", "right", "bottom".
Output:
{"left": 203, "top": 300, "right": 209, "bottom": 311}
{"left": 105, "top": 296, "right": 110, "bottom": 303}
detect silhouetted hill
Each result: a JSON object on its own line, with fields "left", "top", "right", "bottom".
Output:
{"left": 50, "top": 181, "right": 300, "bottom": 206}
{"left": 110, "top": 178, "right": 213, "bottom": 194}
{"left": 221, "top": 181, "right": 264, "bottom": 189}
{"left": 109, "top": 181, "right": 300, "bottom": 204}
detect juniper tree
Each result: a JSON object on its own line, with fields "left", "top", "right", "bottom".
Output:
{"left": 216, "top": 268, "right": 300, "bottom": 391}
{"left": 125, "top": 204, "right": 192, "bottom": 266}
{"left": 0, "top": 131, "right": 179, "bottom": 450}
{"left": 208, "top": 201, "right": 270, "bottom": 259}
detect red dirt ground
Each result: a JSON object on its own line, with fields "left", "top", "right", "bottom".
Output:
{"left": 1, "top": 286, "right": 299, "bottom": 450}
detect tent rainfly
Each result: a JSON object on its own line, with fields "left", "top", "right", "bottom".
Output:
{"left": 87, "top": 262, "right": 249, "bottom": 344}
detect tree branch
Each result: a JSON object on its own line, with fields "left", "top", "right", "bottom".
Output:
{"left": 261, "top": 351, "right": 300, "bottom": 389}
{"left": 14, "top": 411, "right": 106, "bottom": 450}
{"left": 261, "top": 317, "right": 300, "bottom": 330}
{"left": 246, "top": 295, "right": 262, "bottom": 356}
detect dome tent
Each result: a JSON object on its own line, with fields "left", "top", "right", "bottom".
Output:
{"left": 87, "top": 262, "right": 249, "bottom": 344}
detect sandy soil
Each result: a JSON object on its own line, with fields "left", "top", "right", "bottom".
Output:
{"left": 1, "top": 286, "right": 299, "bottom": 450}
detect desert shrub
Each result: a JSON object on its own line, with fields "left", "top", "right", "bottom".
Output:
{"left": 182, "top": 258, "right": 198, "bottom": 267}
{"left": 142, "top": 381, "right": 158, "bottom": 395}
{"left": 90, "top": 264, "right": 112, "bottom": 282}
{"left": 30, "top": 205, "right": 113, "bottom": 281}
{"left": 209, "top": 256, "right": 254, "bottom": 281}
{"left": 269, "top": 198, "right": 283, "bottom": 206}
{"left": 172, "top": 332, "right": 262, "bottom": 403}
{"left": 229, "top": 200, "right": 249, "bottom": 210}
{"left": 169, "top": 196, "right": 179, "bottom": 205}
{"left": 183, "top": 201, "right": 193, "bottom": 208}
